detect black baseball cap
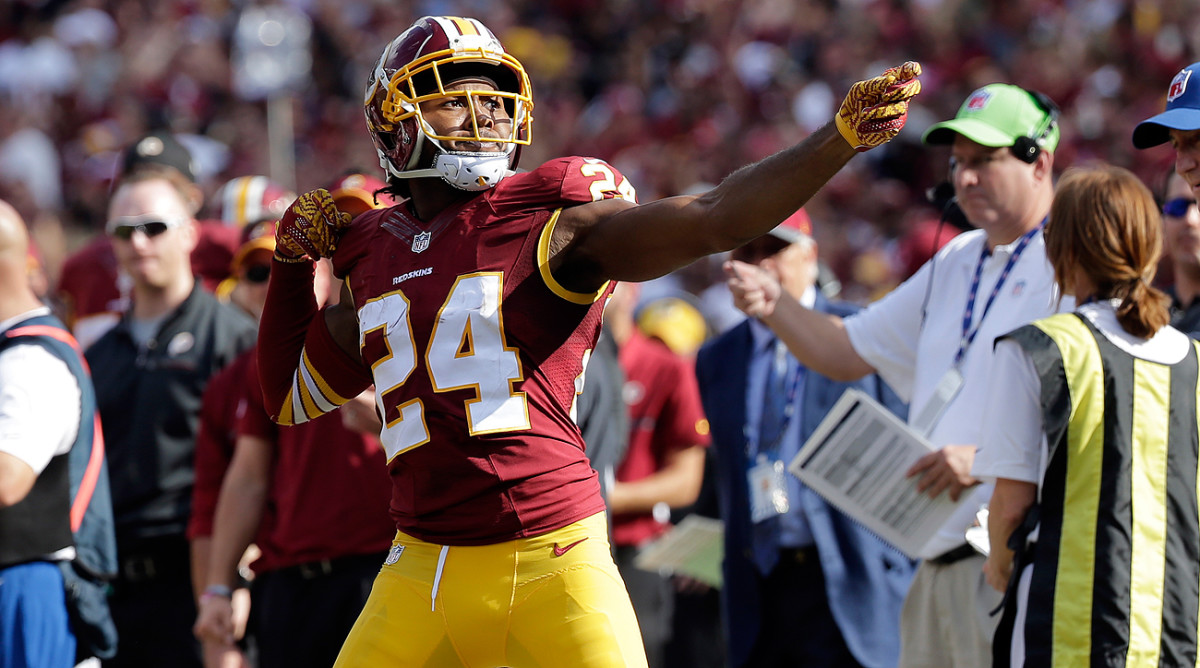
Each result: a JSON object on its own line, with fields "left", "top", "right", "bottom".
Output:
{"left": 121, "top": 131, "right": 197, "bottom": 183}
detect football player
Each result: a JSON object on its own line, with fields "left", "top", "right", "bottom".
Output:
{"left": 257, "top": 15, "right": 921, "bottom": 668}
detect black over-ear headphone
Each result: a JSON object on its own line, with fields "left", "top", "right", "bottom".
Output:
{"left": 1010, "top": 89, "right": 1060, "bottom": 164}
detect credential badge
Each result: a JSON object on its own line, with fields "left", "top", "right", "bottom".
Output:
{"left": 412, "top": 231, "right": 431, "bottom": 253}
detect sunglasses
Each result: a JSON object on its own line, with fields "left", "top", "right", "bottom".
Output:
{"left": 1163, "top": 197, "right": 1198, "bottom": 218}
{"left": 243, "top": 264, "right": 271, "bottom": 284}
{"left": 107, "top": 214, "right": 186, "bottom": 240}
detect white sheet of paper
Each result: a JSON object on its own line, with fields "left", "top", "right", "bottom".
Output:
{"left": 788, "top": 388, "right": 971, "bottom": 560}
{"left": 965, "top": 506, "right": 990, "bottom": 557}
{"left": 633, "top": 515, "right": 725, "bottom": 589}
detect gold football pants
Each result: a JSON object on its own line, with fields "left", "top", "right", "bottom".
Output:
{"left": 333, "top": 511, "right": 648, "bottom": 667}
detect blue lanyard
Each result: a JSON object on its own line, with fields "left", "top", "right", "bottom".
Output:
{"left": 755, "top": 362, "right": 803, "bottom": 455}
{"left": 954, "top": 219, "right": 1045, "bottom": 367}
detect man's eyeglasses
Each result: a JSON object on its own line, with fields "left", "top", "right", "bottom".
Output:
{"left": 107, "top": 215, "right": 186, "bottom": 240}
{"left": 243, "top": 264, "right": 271, "bottom": 284}
{"left": 1163, "top": 197, "right": 1198, "bottom": 218}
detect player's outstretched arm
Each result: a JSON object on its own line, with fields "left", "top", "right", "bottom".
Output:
{"left": 552, "top": 62, "right": 921, "bottom": 290}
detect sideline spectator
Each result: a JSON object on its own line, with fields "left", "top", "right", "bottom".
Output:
{"left": 0, "top": 198, "right": 110, "bottom": 667}
{"left": 215, "top": 218, "right": 285, "bottom": 321}
{"left": 86, "top": 169, "right": 255, "bottom": 668}
{"left": 193, "top": 324, "right": 394, "bottom": 668}
{"left": 698, "top": 209, "right": 914, "bottom": 668}
{"left": 607, "top": 281, "right": 710, "bottom": 668}
{"left": 977, "top": 165, "right": 1196, "bottom": 666}
{"left": 578, "top": 325, "right": 628, "bottom": 503}
{"left": 724, "top": 84, "right": 1069, "bottom": 667}
{"left": 186, "top": 221, "right": 281, "bottom": 668}
{"left": 1132, "top": 61, "right": 1200, "bottom": 337}
{"left": 57, "top": 133, "right": 241, "bottom": 348}
{"left": 636, "top": 295, "right": 711, "bottom": 358}
{"left": 1157, "top": 170, "right": 1200, "bottom": 337}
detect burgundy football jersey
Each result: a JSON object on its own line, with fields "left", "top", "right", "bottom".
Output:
{"left": 331, "top": 157, "right": 637, "bottom": 545}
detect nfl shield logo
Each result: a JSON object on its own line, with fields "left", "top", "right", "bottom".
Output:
{"left": 412, "top": 231, "right": 431, "bottom": 253}
{"left": 966, "top": 90, "right": 991, "bottom": 110}
{"left": 384, "top": 544, "right": 405, "bottom": 565}
{"left": 1169, "top": 69, "right": 1192, "bottom": 103}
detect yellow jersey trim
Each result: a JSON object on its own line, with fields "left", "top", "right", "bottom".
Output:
{"left": 536, "top": 208, "right": 608, "bottom": 305}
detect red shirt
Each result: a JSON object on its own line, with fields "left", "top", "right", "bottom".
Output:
{"left": 57, "top": 235, "right": 125, "bottom": 348}
{"left": 612, "top": 331, "right": 710, "bottom": 547}
{"left": 191, "top": 220, "right": 243, "bottom": 291}
{"left": 187, "top": 350, "right": 263, "bottom": 541}
{"left": 323, "top": 157, "right": 634, "bottom": 545}
{"left": 239, "top": 349, "right": 394, "bottom": 571}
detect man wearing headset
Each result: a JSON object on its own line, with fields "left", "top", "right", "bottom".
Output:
{"left": 724, "top": 84, "right": 1071, "bottom": 667}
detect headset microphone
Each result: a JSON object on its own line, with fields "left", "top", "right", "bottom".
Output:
{"left": 925, "top": 181, "right": 970, "bottom": 232}
{"left": 1011, "top": 89, "right": 1060, "bottom": 164}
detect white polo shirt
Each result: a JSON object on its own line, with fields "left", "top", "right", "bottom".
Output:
{"left": 0, "top": 308, "right": 81, "bottom": 475}
{"left": 844, "top": 227, "right": 1068, "bottom": 558}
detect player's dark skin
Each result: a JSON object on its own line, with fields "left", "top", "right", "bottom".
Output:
{"left": 325, "top": 77, "right": 864, "bottom": 358}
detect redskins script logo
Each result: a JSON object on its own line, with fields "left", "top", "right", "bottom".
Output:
{"left": 412, "top": 230, "right": 431, "bottom": 253}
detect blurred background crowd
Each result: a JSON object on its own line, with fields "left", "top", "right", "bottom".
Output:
{"left": 3, "top": 0, "right": 1197, "bottom": 315}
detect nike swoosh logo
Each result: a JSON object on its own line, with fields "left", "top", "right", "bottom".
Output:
{"left": 552, "top": 537, "right": 588, "bottom": 557}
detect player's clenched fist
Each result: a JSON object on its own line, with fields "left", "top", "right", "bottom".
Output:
{"left": 274, "top": 189, "right": 353, "bottom": 262}
{"left": 836, "top": 61, "right": 922, "bottom": 152}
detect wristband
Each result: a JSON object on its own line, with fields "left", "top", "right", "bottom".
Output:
{"left": 274, "top": 251, "right": 310, "bottom": 264}
{"left": 201, "top": 584, "right": 234, "bottom": 601}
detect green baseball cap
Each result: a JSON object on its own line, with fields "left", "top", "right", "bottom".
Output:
{"left": 922, "top": 83, "right": 1060, "bottom": 152}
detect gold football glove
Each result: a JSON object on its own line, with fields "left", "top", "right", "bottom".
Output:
{"left": 274, "top": 189, "right": 353, "bottom": 262}
{"left": 836, "top": 61, "right": 922, "bottom": 151}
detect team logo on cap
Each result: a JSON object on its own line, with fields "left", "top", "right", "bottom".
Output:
{"left": 965, "top": 90, "right": 992, "bottom": 111}
{"left": 1169, "top": 69, "right": 1192, "bottom": 103}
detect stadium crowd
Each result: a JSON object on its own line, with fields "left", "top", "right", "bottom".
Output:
{"left": 0, "top": 0, "right": 1195, "bottom": 300}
